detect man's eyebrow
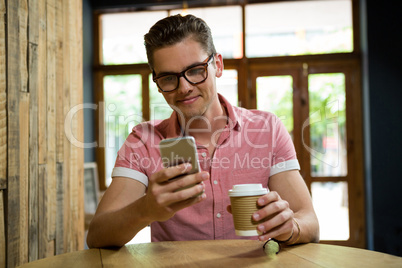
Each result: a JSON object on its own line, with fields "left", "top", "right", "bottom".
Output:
{"left": 155, "top": 59, "right": 206, "bottom": 77}
{"left": 155, "top": 71, "right": 176, "bottom": 77}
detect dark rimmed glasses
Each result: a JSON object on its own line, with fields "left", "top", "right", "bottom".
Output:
{"left": 152, "top": 54, "right": 214, "bottom": 92}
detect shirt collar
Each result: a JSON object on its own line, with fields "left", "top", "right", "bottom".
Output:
{"left": 164, "top": 111, "right": 183, "bottom": 138}
{"left": 217, "top": 93, "right": 241, "bottom": 132}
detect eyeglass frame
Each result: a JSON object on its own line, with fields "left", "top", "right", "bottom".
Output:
{"left": 152, "top": 53, "right": 215, "bottom": 92}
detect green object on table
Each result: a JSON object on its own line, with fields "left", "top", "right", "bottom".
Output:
{"left": 263, "top": 239, "right": 280, "bottom": 257}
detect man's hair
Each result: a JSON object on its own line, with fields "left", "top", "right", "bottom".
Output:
{"left": 144, "top": 14, "right": 216, "bottom": 70}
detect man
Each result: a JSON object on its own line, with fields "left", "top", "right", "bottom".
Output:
{"left": 87, "top": 14, "right": 319, "bottom": 248}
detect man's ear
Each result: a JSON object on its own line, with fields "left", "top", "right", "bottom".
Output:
{"left": 214, "top": 53, "right": 224, "bottom": 78}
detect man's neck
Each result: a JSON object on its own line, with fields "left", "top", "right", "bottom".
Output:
{"left": 180, "top": 102, "right": 227, "bottom": 146}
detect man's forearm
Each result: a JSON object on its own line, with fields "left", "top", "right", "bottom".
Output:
{"left": 87, "top": 196, "right": 151, "bottom": 248}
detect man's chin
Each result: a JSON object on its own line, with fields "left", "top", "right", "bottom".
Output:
{"left": 178, "top": 108, "right": 206, "bottom": 121}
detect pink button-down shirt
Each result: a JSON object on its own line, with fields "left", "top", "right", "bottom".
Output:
{"left": 112, "top": 94, "right": 300, "bottom": 241}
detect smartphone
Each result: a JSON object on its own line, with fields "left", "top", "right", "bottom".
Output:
{"left": 159, "top": 136, "right": 200, "bottom": 174}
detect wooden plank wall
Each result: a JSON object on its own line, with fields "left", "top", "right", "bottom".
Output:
{"left": 1, "top": 0, "right": 84, "bottom": 267}
{"left": 0, "top": 0, "right": 6, "bottom": 265}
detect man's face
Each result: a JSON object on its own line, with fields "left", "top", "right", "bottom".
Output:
{"left": 152, "top": 38, "right": 223, "bottom": 120}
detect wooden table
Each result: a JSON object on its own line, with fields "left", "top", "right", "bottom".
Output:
{"left": 19, "top": 240, "right": 402, "bottom": 267}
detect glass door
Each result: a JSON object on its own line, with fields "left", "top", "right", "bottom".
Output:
{"left": 307, "top": 72, "right": 349, "bottom": 241}
{"left": 250, "top": 61, "right": 364, "bottom": 248}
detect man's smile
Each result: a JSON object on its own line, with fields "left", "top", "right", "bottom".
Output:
{"left": 177, "top": 95, "right": 200, "bottom": 105}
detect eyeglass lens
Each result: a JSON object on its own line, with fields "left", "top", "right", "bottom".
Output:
{"left": 156, "top": 65, "right": 207, "bottom": 92}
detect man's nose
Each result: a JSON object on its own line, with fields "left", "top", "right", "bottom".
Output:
{"left": 177, "top": 76, "right": 193, "bottom": 94}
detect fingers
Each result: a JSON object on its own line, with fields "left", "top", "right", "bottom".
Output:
{"left": 256, "top": 211, "right": 294, "bottom": 241}
{"left": 144, "top": 163, "right": 210, "bottom": 223}
{"left": 251, "top": 191, "right": 294, "bottom": 241}
{"left": 253, "top": 194, "right": 289, "bottom": 222}
{"left": 150, "top": 164, "right": 209, "bottom": 207}
{"left": 256, "top": 191, "right": 281, "bottom": 207}
{"left": 153, "top": 163, "right": 209, "bottom": 193}
{"left": 152, "top": 163, "right": 193, "bottom": 183}
{"left": 169, "top": 181, "right": 204, "bottom": 203}
{"left": 168, "top": 172, "right": 208, "bottom": 191}
{"left": 150, "top": 181, "right": 207, "bottom": 219}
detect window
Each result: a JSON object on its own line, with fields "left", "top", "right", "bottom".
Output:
{"left": 217, "top": 70, "right": 239, "bottom": 106}
{"left": 101, "top": 11, "right": 168, "bottom": 64}
{"left": 149, "top": 74, "right": 172, "bottom": 120}
{"left": 245, "top": 0, "right": 353, "bottom": 57}
{"left": 256, "top": 75, "right": 294, "bottom": 134}
{"left": 249, "top": 61, "right": 363, "bottom": 247}
{"left": 93, "top": 0, "right": 364, "bottom": 248}
{"left": 171, "top": 6, "right": 243, "bottom": 59}
{"left": 103, "top": 75, "right": 143, "bottom": 187}
{"left": 308, "top": 73, "right": 347, "bottom": 177}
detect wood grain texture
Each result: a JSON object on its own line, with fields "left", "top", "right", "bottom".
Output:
{"left": 66, "top": 0, "right": 84, "bottom": 252}
{"left": 97, "top": 240, "right": 402, "bottom": 268}
{"left": 18, "top": 248, "right": 102, "bottom": 268}
{"left": 16, "top": 241, "right": 402, "bottom": 268}
{"left": 3, "top": 0, "right": 84, "bottom": 266}
{"left": 0, "top": 0, "right": 6, "bottom": 189}
{"left": 62, "top": 0, "right": 72, "bottom": 252}
{"left": 74, "top": 0, "right": 85, "bottom": 251}
{"left": 46, "top": 0, "right": 57, "bottom": 247}
{"left": 55, "top": 162, "right": 64, "bottom": 255}
{"left": 19, "top": 0, "right": 28, "bottom": 93}
{"left": 19, "top": 92, "right": 30, "bottom": 265}
{"left": 37, "top": 164, "right": 47, "bottom": 259}
{"left": 55, "top": 1, "right": 65, "bottom": 255}
{"left": 0, "top": 191, "right": 5, "bottom": 267}
{"left": 28, "top": 40, "right": 40, "bottom": 264}
{"left": 28, "top": 0, "right": 40, "bottom": 262}
{"left": 7, "top": 0, "right": 22, "bottom": 266}
{"left": 56, "top": 0, "right": 64, "bottom": 163}
{"left": 37, "top": 0, "right": 47, "bottom": 165}
{"left": 286, "top": 243, "right": 402, "bottom": 267}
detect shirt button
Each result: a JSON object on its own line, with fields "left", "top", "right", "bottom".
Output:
{"left": 216, "top": 213, "right": 222, "bottom": 218}
{"left": 201, "top": 152, "right": 207, "bottom": 158}
{"left": 213, "top": 180, "right": 218, "bottom": 185}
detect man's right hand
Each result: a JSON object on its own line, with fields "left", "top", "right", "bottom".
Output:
{"left": 87, "top": 163, "right": 209, "bottom": 248}
{"left": 142, "top": 163, "right": 209, "bottom": 222}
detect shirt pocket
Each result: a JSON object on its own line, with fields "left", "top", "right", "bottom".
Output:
{"left": 231, "top": 169, "right": 269, "bottom": 188}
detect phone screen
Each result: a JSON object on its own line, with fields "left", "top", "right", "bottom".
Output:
{"left": 159, "top": 136, "right": 200, "bottom": 174}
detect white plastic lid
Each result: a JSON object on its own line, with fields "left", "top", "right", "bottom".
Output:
{"left": 228, "top": 184, "right": 268, "bottom": 197}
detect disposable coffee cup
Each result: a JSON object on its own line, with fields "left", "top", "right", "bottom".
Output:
{"left": 228, "top": 184, "right": 269, "bottom": 236}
